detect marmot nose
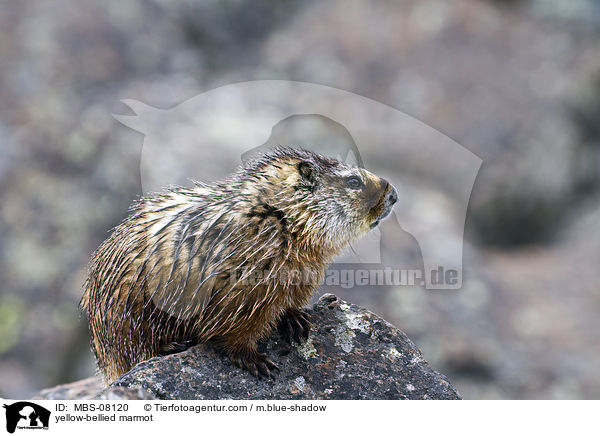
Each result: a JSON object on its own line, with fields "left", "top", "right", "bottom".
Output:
{"left": 382, "top": 179, "right": 398, "bottom": 206}
{"left": 387, "top": 187, "right": 398, "bottom": 205}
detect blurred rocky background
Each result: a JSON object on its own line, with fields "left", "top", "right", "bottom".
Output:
{"left": 1, "top": 0, "right": 599, "bottom": 399}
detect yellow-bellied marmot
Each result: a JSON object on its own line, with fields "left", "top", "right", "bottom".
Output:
{"left": 81, "top": 147, "right": 397, "bottom": 382}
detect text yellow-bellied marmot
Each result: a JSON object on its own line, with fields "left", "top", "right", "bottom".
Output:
{"left": 81, "top": 147, "right": 397, "bottom": 382}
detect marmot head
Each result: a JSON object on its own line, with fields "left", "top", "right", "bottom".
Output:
{"left": 242, "top": 147, "right": 397, "bottom": 251}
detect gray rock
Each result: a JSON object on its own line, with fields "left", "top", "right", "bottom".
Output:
{"left": 35, "top": 294, "right": 460, "bottom": 400}
{"left": 33, "top": 377, "right": 106, "bottom": 400}
{"left": 32, "top": 376, "right": 157, "bottom": 400}
{"left": 93, "top": 386, "right": 157, "bottom": 400}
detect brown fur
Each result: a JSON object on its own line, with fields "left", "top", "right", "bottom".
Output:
{"left": 81, "top": 147, "right": 396, "bottom": 383}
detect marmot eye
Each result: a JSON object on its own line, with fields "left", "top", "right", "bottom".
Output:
{"left": 346, "top": 176, "right": 363, "bottom": 189}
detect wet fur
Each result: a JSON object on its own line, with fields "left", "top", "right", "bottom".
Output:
{"left": 81, "top": 147, "right": 395, "bottom": 383}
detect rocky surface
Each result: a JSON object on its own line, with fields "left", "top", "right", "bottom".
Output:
{"left": 33, "top": 294, "right": 460, "bottom": 400}
{"left": 33, "top": 377, "right": 156, "bottom": 400}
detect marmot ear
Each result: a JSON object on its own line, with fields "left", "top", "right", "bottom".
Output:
{"left": 297, "top": 161, "right": 317, "bottom": 185}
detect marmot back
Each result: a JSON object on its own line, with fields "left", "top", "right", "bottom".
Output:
{"left": 81, "top": 147, "right": 397, "bottom": 382}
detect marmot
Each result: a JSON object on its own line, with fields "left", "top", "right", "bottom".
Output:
{"left": 81, "top": 147, "right": 397, "bottom": 382}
